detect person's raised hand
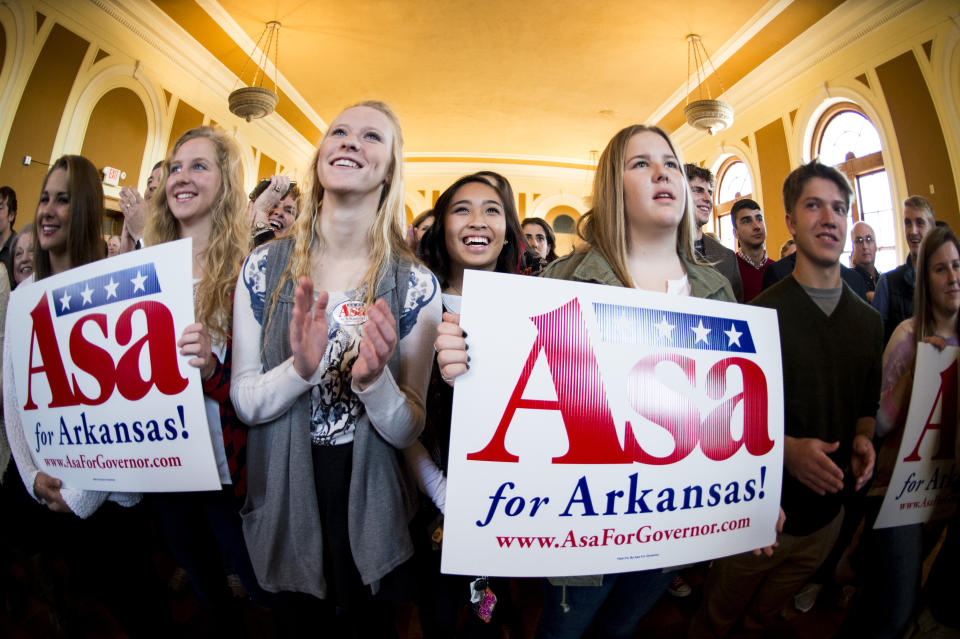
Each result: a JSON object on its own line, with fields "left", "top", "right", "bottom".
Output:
{"left": 290, "top": 277, "right": 329, "bottom": 380}
{"left": 352, "top": 299, "right": 398, "bottom": 391}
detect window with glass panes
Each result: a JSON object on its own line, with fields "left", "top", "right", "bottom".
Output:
{"left": 814, "top": 103, "right": 897, "bottom": 273}
{"left": 714, "top": 158, "right": 754, "bottom": 251}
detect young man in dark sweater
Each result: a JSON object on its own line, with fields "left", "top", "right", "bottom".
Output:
{"left": 690, "top": 161, "right": 882, "bottom": 637}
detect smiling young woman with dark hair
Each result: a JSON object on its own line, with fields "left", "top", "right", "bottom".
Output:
{"left": 403, "top": 171, "right": 524, "bottom": 637}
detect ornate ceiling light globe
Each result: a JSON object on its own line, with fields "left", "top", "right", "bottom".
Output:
{"left": 684, "top": 99, "right": 734, "bottom": 135}
{"left": 229, "top": 21, "right": 282, "bottom": 123}
{"left": 229, "top": 86, "right": 279, "bottom": 122}
{"left": 683, "top": 34, "right": 734, "bottom": 136}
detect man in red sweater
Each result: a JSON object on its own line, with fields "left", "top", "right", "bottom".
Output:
{"left": 732, "top": 198, "right": 774, "bottom": 302}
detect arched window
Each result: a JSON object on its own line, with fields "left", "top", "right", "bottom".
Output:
{"left": 813, "top": 102, "right": 897, "bottom": 272}
{"left": 713, "top": 157, "right": 754, "bottom": 250}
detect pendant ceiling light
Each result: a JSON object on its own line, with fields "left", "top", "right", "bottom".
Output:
{"left": 683, "top": 34, "right": 734, "bottom": 136}
{"left": 229, "top": 20, "right": 281, "bottom": 122}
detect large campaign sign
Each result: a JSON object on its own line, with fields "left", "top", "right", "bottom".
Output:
{"left": 875, "top": 344, "right": 959, "bottom": 529}
{"left": 5, "top": 239, "right": 221, "bottom": 492}
{"left": 442, "top": 271, "right": 784, "bottom": 577}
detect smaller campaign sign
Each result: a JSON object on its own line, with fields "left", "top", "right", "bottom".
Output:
{"left": 4, "top": 239, "right": 221, "bottom": 492}
{"left": 442, "top": 270, "right": 784, "bottom": 577}
{"left": 875, "top": 344, "right": 960, "bottom": 529}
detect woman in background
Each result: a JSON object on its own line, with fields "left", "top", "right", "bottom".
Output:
{"left": 838, "top": 225, "right": 960, "bottom": 639}
{"left": 11, "top": 224, "right": 35, "bottom": 284}
{"left": 522, "top": 216, "right": 558, "bottom": 263}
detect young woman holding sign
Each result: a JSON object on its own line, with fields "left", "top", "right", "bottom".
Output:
{"left": 3, "top": 155, "right": 169, "bottom": 637}
{"left": 838, "top": 225, "right": 960, "bottom": 639}
{"left": 144, "top": 126, "right": 267, "bottom": 611}
{"left": 403, "top": 171, "right": 523, "bottom": 637}
{"left": 230, "top": 101, "right": 440, "bottom": 635}
{"left": 435, "top": 125, "right": 736, "bottom": 639}
{"left": 4, "top": 155, "right": 115, "bottom": 516}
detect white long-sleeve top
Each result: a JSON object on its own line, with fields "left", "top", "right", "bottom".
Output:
{"left": 3, "top": 275, "right": 140, "bottom": 518}
{"left": 230, "top": 243, "right": 441, "bottom": 450}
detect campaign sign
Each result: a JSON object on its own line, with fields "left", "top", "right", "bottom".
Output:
{"left": 441, "top": 271, "right": 784, "bottom": 577}
{"left": 875, "top": 344, "right": 960, "bottom": 529}
{"left": 4, "top": 239, "right": 220, "bottom": 492}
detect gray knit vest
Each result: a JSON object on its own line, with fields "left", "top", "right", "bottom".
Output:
{"left": 240, "top": 237, "right": 417, "bottom": 598}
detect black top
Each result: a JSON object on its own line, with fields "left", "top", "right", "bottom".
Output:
{"left": 761, "top": 252, "right": 868, "bottom": 302}
{"left": 753, "top": 276, "right": 882, "bottom": 536}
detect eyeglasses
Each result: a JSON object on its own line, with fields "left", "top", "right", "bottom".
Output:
{"left": 853, "top": 235, "right": 875, "bottom": 245}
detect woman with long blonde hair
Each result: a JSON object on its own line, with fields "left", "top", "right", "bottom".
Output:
{"left": 144, "top": 126, "right": 267, "bottom": 614}
{"left": 231, "top": 101, "right": 441, "bottom": 634}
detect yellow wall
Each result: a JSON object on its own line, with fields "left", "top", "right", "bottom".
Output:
{"left": 876, "top": 50, "right": 959, "bottom": 228}
{"left": 166, "top": 99, "right": 205, "bottom": 157}
{"left": 0, "top": 24, "right": 88, "bottom": 228}
{"left": 753, "top": 118, "right": 793, "bottom": 254}
{"left": 81, "top": 87, "right": 148, "bottom": 188}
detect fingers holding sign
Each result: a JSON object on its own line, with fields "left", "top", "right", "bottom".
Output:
{"left": 34, "top": 472, "right": 72, "bottom": 514}
{"left": 435, "top": 312, "right": 468, "bottom": 386}
{"left": 290, "top": 277, "right": 330, "bottom": 380}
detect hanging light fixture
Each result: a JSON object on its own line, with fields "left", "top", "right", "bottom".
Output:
{"left": 229, "top": 20, "right": 281, "bottom": 122}
{"left": 683, "top": 34, "right": 734, "bottom": 135}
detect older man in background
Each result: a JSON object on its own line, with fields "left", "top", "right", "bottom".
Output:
{"left": 850, "top": 221, "right": 879, "bottom": 302}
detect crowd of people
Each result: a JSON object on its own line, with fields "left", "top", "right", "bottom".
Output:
{"left": 0, "top": 100, "right": 957, "bottom": 639}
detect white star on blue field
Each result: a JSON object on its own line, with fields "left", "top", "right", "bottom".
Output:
{"left": 593, "top": 302, "right": 756, "bottom": 353}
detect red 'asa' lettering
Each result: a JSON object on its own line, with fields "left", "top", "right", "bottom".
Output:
{"left": 468, "top": 298, "right": 774, "bottom": 464}
{"left": 903, "top": 359, "right": 957, "bottom": 462}
{"left": 24, "top": 297, "right": 188, "bottom": 410}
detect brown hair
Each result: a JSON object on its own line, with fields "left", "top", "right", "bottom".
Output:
{"left": 145, "top": 126, "right": 249, "bottom": 344}
{"left": 782, "top": 160, "right": 853, "bottom": 217}
{"left": 913, "top": 225, "right": 960, "bottom": 340}
{"left": 576, "top": 124, "right": 698, "bottom": 287}
{"left": 33, "top": 155, "right": 105, "bottom": 280}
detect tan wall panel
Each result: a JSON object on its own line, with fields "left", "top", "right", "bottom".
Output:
{"left": 754, "top": 118, "right": 793, "bottom": 255}
{"left": 166, "top": 99, "right": 205, "bottom": 157}
{"left": 876, "top": 51, "right": 959, "bottom": 229}
{"left": 0, "top": 24, "right": 88, "bottom": 231}
{"left": 81, "top": 87, "right": 148, "bottom": 189}
{"left": 256, "top": 151, "right": 276, "bottom": 182}
{"left": 0, "top": 18, "right": 6, "bottom": 73}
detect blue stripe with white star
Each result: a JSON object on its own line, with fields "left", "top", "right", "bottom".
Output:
{"left": 592, "top": 302, "right": 756, "bottom": 353}
{"left": 52, "top": 263, "right": 162, "bottom": 316}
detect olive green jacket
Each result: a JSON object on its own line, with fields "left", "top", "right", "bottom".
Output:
{"left": 541, "top": 247, "right": 735, "bottom": 302}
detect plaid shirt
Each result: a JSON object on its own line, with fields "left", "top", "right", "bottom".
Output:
{"left": 201, "top": 340, "right": 247, "bottom": 497}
